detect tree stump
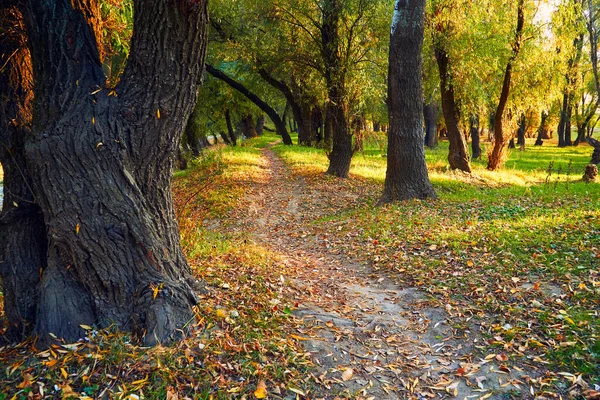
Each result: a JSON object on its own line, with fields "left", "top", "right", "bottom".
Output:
{"left": 582, "top": 164, "right": 598, "bottom": 183}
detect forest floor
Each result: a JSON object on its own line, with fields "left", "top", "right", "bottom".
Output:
{"left": 219, "top": 145, "right": 533, "bottom": 400}
{"left": 206, "top": 142, "right": 596, "bottom": 400}
{"left": 0, "top": 135, "right": 598, "bottom": 399}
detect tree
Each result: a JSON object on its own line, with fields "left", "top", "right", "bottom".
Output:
{"left": 205, "top": 64, "right": 292, "bottom": 144}
{"left": 430, "top": 0, "right": 471, "bottom": 172}
{"left": 380, "top": 0, "right": 436, "bottom": 203}
{"left": 487, "top": 0, "right": 526, "bottom": 170}
{"left": 0, "top": 0, "right": 209, "bottom": 345}
{"left": 0, "top": 6, "right": 46, "bottom": 341}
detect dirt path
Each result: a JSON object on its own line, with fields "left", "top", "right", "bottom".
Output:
{"left": 231, "top": 147, "right": 530, "bottom": 400}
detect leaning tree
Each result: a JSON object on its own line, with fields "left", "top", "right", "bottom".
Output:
{"left": 380, "top": 0, "right": 436, "bottom": 203}
{"left": 0, "top": 0, "right": 208, "bottom": 345}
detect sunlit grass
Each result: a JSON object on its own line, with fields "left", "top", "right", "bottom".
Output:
{"left": 271, "top": 135, "right": 599, "bottom": 380}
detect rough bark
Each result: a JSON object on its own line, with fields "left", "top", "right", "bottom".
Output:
{"left": 380, "top": 0, "right": 436, "bottom": 203}
{"left": 424, "top": 102, "right": 438, "bottom": 149}
{"left": 206, "top": 64, "right": 292, "bottom": 145}
{"left": 434, "top": 46, "right": 471, "bottom": 172}
{"left": 0, "top": 7, "right": 47, "bottom": 341}
{"left": 488, "top": 0, "right": 525, "bottom": 170}
{"left": 12, "top": 0, "right": 209, "bottom": 345}
{"left": 322, "top": 0, "right": 353, "bottom": 177}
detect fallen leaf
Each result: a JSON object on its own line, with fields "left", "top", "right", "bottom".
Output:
{"left": 254, "top": 380, "right": 267, "bottom": 399}
{"left": 341, "top": 368, "right": 353, "bottom": 381}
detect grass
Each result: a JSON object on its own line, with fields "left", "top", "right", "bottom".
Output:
{"left": 0, "top": 133, "right": 598, "bottom": 398}
{"left": 273, "top": 135, "right": 600, "bottom": 385}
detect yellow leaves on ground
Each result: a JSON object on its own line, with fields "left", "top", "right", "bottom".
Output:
{"left": 254, "top": 380, "right": 267, "bottom": 399}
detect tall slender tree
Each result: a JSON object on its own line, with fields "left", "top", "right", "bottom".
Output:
{"left": 380, "top": 0, "right": 436, "bottom": 203}
{"left": 488, "top": 0, "right": 525, "bottom": 170}
{"left": 0, "top": 0, "right": 209, "bottom": 345}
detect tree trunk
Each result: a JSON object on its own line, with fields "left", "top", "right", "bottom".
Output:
{"left": 434, "top": 47, "right": 471, "bottom": 172}
{"left": 205, "top": 64, "right": 292, "bottom": 145}
{"left": 9, "top": 0, "right": 209, "bottom": 346}
{"left": 242, "top": 115, "right": 258, "bottom": 139}
{"left": 0, "top": 8, "right": 47, "bottom": 341}
{"left": 470, "top": 116, "right": 482, "bottom": 159}
{"left": 322, "top": 0, "right": 353, "bottom": 177}
{"left": 424, "top": 102, "right": 439, "bottom": 149}
{"left": 588, "top": 137, "right": 600, "bottom": 164}
{"left": 255, "top": 115, "right": 266, "bottom": 135}
{"left": 517, "top": 114, "right": 526, "bottom": 150}
{"left": 225, "top": 109, "right": 237, "bottom": 146}
{"left": 575, "top": 124, "right": 586, "bottom": 145}
{"left": 220, "top": 131, "right": 232, "bottom": 145}
{"left": 488, "top": 0, "right": 525, "bottom": 170}
{"left": 312, "top": 106, "right": 324, "bottom": 143}
{"left": 185, "top": 102, "right": 204, "bottom": 157}
{"left": 557, "top": 91, "right": 569, "bottom": 147}
{"left": 380, "top": 0, "right": 436, "bottom": 203}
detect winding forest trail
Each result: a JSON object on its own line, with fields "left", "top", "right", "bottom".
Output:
{"left": 224, "top": 146, "right": 531, "bottom": 400}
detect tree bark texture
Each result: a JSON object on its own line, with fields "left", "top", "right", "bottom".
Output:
{"left": 434, "top": 47, "right": 471, "bottom": 172}
{"left": 2, "top": 0, "right": 210, "bottom": 345}
{"left": 380, "top": 0, "right": 436, "bottom": 203}
{"left": 322, "top": 0, "right": 353, "bottom": 177}
{"left": 488, "top": 0, "right": 525, "bottom": 170}
{"left": 205, "top": 64, "right": 292, "bottom": 145}
{"left": 0, "top": 7, "right": 47, "bottom": 341}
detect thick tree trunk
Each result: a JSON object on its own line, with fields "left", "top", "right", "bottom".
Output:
{"left": 0, "top": 8, "right": 47, "bottom": 341}
{"left": 322, "top": 0, "right": 353, "bottom": 177}
{"left": 380, "top": 0, "right": 436, "bottom": 203}
{"left": 11, "top": 0, "right": 209, "bottom": 345}
{"left": 205, "top": 65, "right": 292, "bottom": 145}
{"left": 434, "top": 47, "right": 471, "bottom": 172}
{"left": 470, "top": 116, "right": 482, "bottom": 159}
{"left": 488, "top": 0, "right": 525, "bottom": 170}
{"left": 424, "top": 102, "right": 439, "bottom": 149}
